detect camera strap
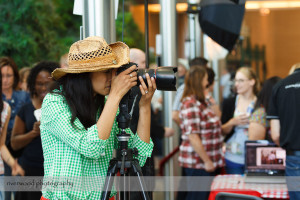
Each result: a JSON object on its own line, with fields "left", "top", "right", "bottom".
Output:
{"left": 129, "top": 94, "right": 138, "bottom": 117}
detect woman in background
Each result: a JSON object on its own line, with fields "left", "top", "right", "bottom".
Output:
{"left": 0, "top": 71, "right": 25, "bottom": 200}
{"left": 0, "top": 57, "right": 30, "bottom": 200}
{"left": 248, "top": 76, "right": 281, "bottom": 141}
{"left": 11, "top": 61, "right": 58, "bottom": 200}
{"left": 179, "top": 66, "right": 224, "bottom": 200}
{"left": 221, "top": 67, "right": 260, "bottom": 174}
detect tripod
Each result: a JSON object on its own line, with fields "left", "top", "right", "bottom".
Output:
{"left": 100, "top": 91, "right": 150, "bottom": 200}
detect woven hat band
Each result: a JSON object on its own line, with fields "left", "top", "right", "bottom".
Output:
{"left": 68, "top": 47, "right": 118, "bottom": 68}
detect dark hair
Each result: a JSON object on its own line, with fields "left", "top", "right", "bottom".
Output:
{"left": 0, "top": 57, "right": 20, "bottom": 89}
{"left": 181, "top": 66, "right": 207, "bottom": 105}
{"left": 254, "top": 76, "right": 281, "bottom": 111}
{"left": 54, "top": 73, "right": 105, "bottom": 129}
{"left": 0, "top": 72, "right": 3, "bottom": 127}
{"left": 189, "top": 57, "right": 208, "bottom": 67}
{"left": 206, "top": 67, "right": 215, "bottom": 88}
{"left": 27, "top": 61, "right": 59, "bottom": 98}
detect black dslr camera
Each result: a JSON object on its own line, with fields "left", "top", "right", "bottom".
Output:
{"left": 117, "top": 62, "right": 177, "bottom": 91}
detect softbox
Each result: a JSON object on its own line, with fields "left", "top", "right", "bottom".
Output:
{"left": 198, "top": 0, "right": 246, "bottom": 52}
{"left": 230, "top": 0, "right": 240, "bottom": 4}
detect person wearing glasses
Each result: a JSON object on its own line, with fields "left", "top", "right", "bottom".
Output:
{"left": 0, "top": 57, "right": 30, "bottom": 200}
{"left": 221, "top": 67, "right": 260, "bottom": 174}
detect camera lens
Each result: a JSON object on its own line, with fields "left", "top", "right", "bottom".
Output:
{"left": 137, "top": 67, "right": 177, "bottom": 91}
{"left": 118, "top": 62, "right": 177, "bottom": 91}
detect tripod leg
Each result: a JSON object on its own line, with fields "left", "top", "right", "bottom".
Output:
{"left": 101, "top": 160, "right": 118, "bottom": 200}
{"left": 119, "top": 173, "right": 130, "bottom": 200}
{"left": 131, "top": 160, "right": 150, "bottom": 200}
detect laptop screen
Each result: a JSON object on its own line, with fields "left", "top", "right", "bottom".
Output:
{"left": 245, "top": 140, "right": 286, "bottom": 175}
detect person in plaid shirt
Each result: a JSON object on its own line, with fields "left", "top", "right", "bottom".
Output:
{"left": 179, "top": 66, "right": 224, "bottom": 200}
{"left": 40, "top": 36, "right": 155, "bottom": 200}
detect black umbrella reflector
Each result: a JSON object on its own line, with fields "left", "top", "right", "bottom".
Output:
{"left": 230, "top": 0, "right": 240, "bottom": 4}
{"left": 199, "top": 0, "right": 246, "bottom": 52}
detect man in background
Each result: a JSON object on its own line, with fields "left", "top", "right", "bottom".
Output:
{"left": 129, "top": 48, "right": 146, "bottom": 69}
{"left": 267, "top": 65, "right": 300, "bottom": 200}
{"left": 129, "top": 48, "right": 174, "bottom": 200}
{"left": 59, "top": 53, "right": 68, "bottom": 69}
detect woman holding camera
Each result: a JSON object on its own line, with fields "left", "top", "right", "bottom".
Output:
{"left": 40, "top": 36, "right": 155, "bottom": 200}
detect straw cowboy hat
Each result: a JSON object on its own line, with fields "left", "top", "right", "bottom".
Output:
{"left": 52, "top": 36, "right": 130, "bottom": 80}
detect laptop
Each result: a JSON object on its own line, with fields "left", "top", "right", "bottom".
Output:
{"left": 244, "top": 140, "right": 286, "bottom": 184}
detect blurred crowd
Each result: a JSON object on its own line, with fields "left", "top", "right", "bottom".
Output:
{"left": 0, "top": 52, "right": 299, "bottom": 200}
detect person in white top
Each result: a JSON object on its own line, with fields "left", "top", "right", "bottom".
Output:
{"left": 0, "top": 73, "right": 25, "bottom": 200}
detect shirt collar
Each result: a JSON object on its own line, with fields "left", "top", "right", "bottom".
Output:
{"left": 293, "top": 68, "right": 300, "bottom": 73}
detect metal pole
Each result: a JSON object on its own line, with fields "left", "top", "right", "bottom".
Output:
{"left": 195, "top": 13, "right": 202, "bottom": 58}
{"left": 188, "top": 14, "right": 196, "bottom": 60}
{"left": 80, "top": 26, "right": 84, "bottom": 40}
{"left": 82, "top": 0, "right": 89, "bottom": 39}
{"left": 145, "top": 0, "right": 149, "bottom": 69}
{"left": 82, "top": 0, "right": 115, "bottom": 42}
{"left": 160, "top": 1, "right": 177, "bottom": 200}
{"left": 212, "top": 59, "right": 220, "bottom": 105}
{"left": 188, "top": 0, "right": 203, "bottom": 60}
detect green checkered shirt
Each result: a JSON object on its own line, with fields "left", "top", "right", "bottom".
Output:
{"left": 40, "top": 92, "right": 153, "bottom": 199}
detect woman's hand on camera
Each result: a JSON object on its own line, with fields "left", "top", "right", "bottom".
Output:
{"left": 110, "top": 65, "right": 137, "bottom": 100}
{"left": 139, "top": 73, "right": 157, "bottom": 107}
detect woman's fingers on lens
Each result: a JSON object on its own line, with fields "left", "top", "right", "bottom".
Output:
{"left": 151, "top": 77, "right": 157, "bottom": 90}
{"left": 145, "top": 73, "right": 153, "bottom": 90}
{"left": 139, "top": 75, "right": 147, "bottom": 88}
{"left": 139, "top": 84, "right": 146, "bottom": 95}
{"left": 139, "top": 76, "right": 149, "bottom": 95}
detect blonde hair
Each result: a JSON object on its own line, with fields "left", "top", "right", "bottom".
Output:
{"left": 237, "top": 67, "right": 260, "bottom": 95}
{"left": 19, "top": 67, "right": 31, "bottom": 82}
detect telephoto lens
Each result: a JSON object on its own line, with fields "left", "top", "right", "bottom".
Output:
{"left": 118, "top": 62, "right": 177, "bottom": 91}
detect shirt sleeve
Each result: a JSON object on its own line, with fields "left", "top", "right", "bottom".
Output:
{"left": 41, "top": 93, "right": 110, "bottom": 159}
{"left": 129, "top": 133, "right": 154, "bottom": 167}
{"left": 113, "top": 126, "right": 154, "bottom": 167}
{"left": 16, "top": 104, "right": 26, "bottom": 122}
{"left": 180, "top": 100, "right": 201, "bottom": 135}
{"left": 172, "top": 84, "right": 185, "bottom": 111}
{"left": 250, "top": 107, "right": 267, "bottom": 127}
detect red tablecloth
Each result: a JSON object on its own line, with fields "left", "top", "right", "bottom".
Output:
{"left": 209, "top": 175, "right": 289, "bottom": 200}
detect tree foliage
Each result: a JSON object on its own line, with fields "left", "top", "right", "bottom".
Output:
{"left": 116, "top": 12, "right": 145, "bottom": 51}
{"left": 0, "top": 0, "right": 81, "bottom": 68}
{"left": 0, "top": 0, "right": 145, "bottom": 68}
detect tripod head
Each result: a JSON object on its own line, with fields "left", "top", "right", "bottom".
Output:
{"left": 116, "top": 89, "right": 134, "bottom": 150}
{"left": 117, "top": 90, "right": 132, "bottom": 131}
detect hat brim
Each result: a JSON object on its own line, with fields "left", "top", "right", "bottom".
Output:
{"left": 52, "top": 41, "right": 129, "bottom": 80}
